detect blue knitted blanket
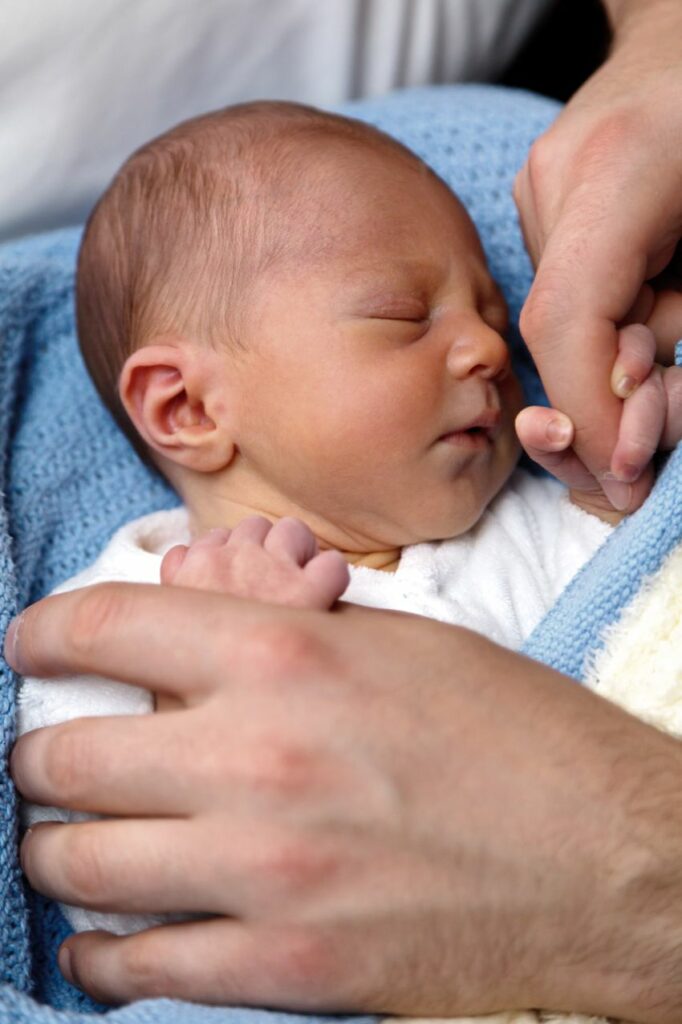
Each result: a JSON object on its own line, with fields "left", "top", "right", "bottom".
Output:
{"left": 0, "top": 84, "right": 680, "bottom": 1021}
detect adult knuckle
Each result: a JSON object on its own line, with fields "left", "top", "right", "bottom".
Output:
{"left": 519, "top": 284, "right": 570, "bottom": 353}
{"left": 525, "top": 133, "right": 555, "bottom": 192}
{"left": 578, "top": 110, "right": 643, "bottom": 173}
{"left": 260, "top": 837, "right": 337, "bottom": 897}
{"left": 247, "top": 620, "right": 323, "bottom": 680}
{"left": 275, "top": 925, "right": 342, "bottom": 998}
{"left": 66, "top": 583, "right": 127, "bottom": 661}
{"left": 247, "top": 737, "right": 314, "bottom": 797}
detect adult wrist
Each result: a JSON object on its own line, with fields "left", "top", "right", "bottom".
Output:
{"left": 558, "top": 734, "right": 682, "bottom": 1023}
{"left": 603, "top": 0, "right": 682, "bottom": 57}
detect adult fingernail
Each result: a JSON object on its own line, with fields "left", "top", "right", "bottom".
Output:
{"left": 546, "top": 416, "right": 572, "bottom": 444}
{"left": 614, "top": 374, "right": 637, "bottom": 399}
{"left": 4, "top": 613, "right": 25, "bottom": 673}
{"left": 602, "top": 475, "right": 633, "bottom": 512}
{"left": 58, "top": 944, "right": 75, "bottom": 986}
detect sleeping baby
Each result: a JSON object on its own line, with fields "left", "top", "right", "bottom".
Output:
{"left": 18, "top": 101, "right": 663, "bottom": 950}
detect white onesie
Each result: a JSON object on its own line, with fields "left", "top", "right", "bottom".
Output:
{"left": 18, "top": 468, "right": 611, "bottom": 934}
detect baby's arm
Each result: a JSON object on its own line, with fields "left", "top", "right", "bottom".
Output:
{"left": 516, "top": 324, "right": 682, "bottom": 523}
{"left": 161, "top": 515, "right": 350, "bottom": 610}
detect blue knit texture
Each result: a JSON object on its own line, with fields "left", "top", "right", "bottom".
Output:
{"left": 522, "top": 393, "right": 682, "bottom": 675}
{"left": 3, "top": 83, "right": 675, "bottom": 1021}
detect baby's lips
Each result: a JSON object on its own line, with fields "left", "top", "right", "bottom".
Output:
{"left": 440, "top": 406, "right": 501, "bottom": 441}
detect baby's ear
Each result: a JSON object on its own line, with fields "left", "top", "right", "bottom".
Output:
{"left": 118, "top": 343, "right": 236, "bottom": 472}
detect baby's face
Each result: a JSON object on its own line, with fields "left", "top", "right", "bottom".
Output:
{"left": 224, "top": 144, "right": 523, "bottom": 549}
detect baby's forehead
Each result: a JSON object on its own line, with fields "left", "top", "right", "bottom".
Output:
{"left": 254, "top": 133, "right": 469, "bottom": 253}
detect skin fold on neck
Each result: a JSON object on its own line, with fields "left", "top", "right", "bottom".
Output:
{"left": 183, "top": 481, "right": 404, "bottom": 574}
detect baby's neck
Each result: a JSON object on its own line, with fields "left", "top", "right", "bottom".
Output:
{"left": 186, "top": 492, "right": 402, "bottom": 573}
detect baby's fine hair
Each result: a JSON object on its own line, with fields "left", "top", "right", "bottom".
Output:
{"left": 76, "top": 100, "right": 424, "bottom": 465}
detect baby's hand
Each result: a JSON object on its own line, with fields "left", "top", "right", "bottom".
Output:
{"left": 608, "top": 324, "right": 682, "bottom": 480}
{"left": 516, "top": 324, "right": 682, "bottom": 523}
{"left": 160, "top": 515, "right": 350, "bottom": 610}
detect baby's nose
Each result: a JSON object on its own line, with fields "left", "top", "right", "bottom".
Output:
{"left": 445, "top": 320, "right": 510, "bottom": 381}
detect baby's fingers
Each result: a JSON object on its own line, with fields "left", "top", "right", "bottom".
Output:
{"left": 226, "top": 516, "right": 272, "bottom": 547}
{"left": 661, "top": 365, "right": 682, "bottom": 449}
{"left": 160, "top": 544, "right": 189, "bottom": 584}
{"left": 303, "top": 550, "right": 350, "bottom": 606}
{"left": 516, "top": 407, "right": 595, "bottom": 491}
{"left": 610, "top": 368, "right": 666, "bottom": 482}
{"left": 59, "top": 918, "right": 338, "bottom": 1009}
{"left": 264, "top": 516, "right": 319, "bottom": 566}
{"left": 610, "top": 324, "right": 656, "bottom": 398}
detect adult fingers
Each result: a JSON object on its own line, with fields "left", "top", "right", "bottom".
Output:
{"left": 21, "top": 817, "right": 315, "bottom": 917}
{"left": 610, "top": 324, "right": 656, "bottom": 399}
{"left": 4, "top": 583, "right": 286, "bottom": 695}
{"left": 264, "top": 517, "right": 319, "bottom": 566}
{"left": 10, "top": 710, "right": 218, "bottom": 816}
{"left": 59, "top": 918, "right": 349, "bottom": 1009}
{"left": 520, "top": 170, "right": 676, "bottom": 512}
{"left": 610, "top": 369, "right": 667, "bottom": 482}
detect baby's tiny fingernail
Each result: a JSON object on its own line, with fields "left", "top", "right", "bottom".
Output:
{"left": 614, "top": 374, "right": 637, "bottom": 399}
{"left": 602, "top": 475, "right": 633, "bottom": 512}
{"left": 617, "top": 463, "right": 641, "bottom": 483}
{"left": 546, "top": 417, "right": 572, "bottom": 444}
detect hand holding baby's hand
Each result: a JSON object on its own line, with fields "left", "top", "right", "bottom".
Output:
{"left": 161, "top": 515, "right": 349, "bottom": 611}
{"left": 516, "top": 324, "right": 682, "bottom": 522}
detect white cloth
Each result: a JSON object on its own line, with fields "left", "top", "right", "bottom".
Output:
{"left": 0, "top": 0, "right": 553, "bottom": 241}
{"left": 18, "top": 468, "right": 611, "bottom": 934}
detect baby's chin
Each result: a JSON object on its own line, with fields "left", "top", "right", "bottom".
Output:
{"left": 404, "top": 462, "right": 519, "bottom": 544}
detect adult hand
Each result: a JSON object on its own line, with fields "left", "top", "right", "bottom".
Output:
{"left": 514, "top": 0, "right": 682, "bottom": 514}
{"left": 9, "top": 584, "right": 682, "bottom": 1021}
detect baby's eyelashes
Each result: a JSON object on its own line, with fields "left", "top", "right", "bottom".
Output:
{"left": 361, "top": 308, "right": 429, "bottom": 324}
{"left": 348, "top": 289, "right": 431, "bottom": 324}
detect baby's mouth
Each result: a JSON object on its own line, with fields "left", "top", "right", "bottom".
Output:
{"left": 438, "top": 408, "right": 501, "bottom": 448}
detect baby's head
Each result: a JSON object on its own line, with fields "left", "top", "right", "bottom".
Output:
{"left": 77, "top": 101, "right": 522, "bottom": 555}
